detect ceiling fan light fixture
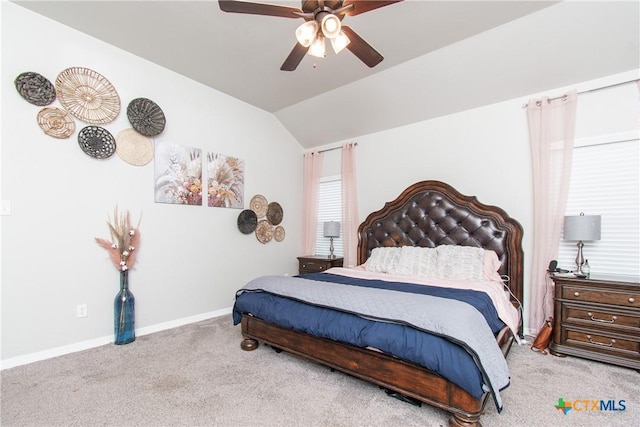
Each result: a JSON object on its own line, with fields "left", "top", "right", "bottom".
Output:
{"left": 330, "top": 31, "right": 350, "bottom": 54}
{"left": 219, "top": 0, "right": 403, "bottom": 71}
{"left": 320, "top": 14, "right": 341, "bottom": 39}
{"left": 295, "top": 21, "right": 319, "bottom": 47}
{"left": 308, "top": 34, "right": 326, "bottom": 58}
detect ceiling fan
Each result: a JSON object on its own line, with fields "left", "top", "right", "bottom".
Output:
{"left": 218, "top": 1, "right": 403, "bottom": 71}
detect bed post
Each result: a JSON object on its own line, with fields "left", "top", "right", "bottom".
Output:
{"left": 240, "top": 316, "right": 260, "bottom": 350}
{"left": 241, "top": 337, "right": 258, "bottom": 351}
{"left": 449, "top": 412, "right": 482, "bottom": 427}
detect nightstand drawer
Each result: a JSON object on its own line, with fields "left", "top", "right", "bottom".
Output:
{"left": 563, "top": 303, "right": 640, "bottom": 332}
{"left": 562, "top": 285, "right": 640, "bottom": 308}
{"left": 300, "top": 260, "right": 330, "bottom": 273}
{"left": 565, "top": 328, "right": 640, "bottom": 358}
{"left": 297, "top": 256, "right": 344, "bottom": 275}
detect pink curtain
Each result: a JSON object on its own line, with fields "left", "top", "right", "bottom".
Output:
{"left": 302, "top": 152, "right": 323, "bottom": 256}
{"left": 341, "top": 143, "right": 359, "bottom": 267}
{"left": 526, "top": 90, "right": 577, "bottom": 334}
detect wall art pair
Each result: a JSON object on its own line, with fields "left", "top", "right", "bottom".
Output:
{"left": 153, "top": 141, "right": 244, "bottom": 208}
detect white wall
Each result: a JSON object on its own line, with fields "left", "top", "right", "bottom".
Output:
{"left": 317, "top": 69, "right": 639, "bottom": 334}
{"left": 1, "top": 3, "right": 303, "bottom": 366}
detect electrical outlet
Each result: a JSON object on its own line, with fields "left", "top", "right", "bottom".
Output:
{"left": 76, "top": 304, "right": 88, "bottom": 318}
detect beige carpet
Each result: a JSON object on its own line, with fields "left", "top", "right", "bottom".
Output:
{"left": 1, "top": 315, "right": 638, "bottom": 426}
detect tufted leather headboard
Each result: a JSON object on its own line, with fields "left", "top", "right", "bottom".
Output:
{"left": 357, "top": 180, "right": 524, "bottom": 308}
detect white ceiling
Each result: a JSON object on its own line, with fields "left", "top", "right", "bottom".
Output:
{"left": 13, "top": 1, "right": 640, "bottom": 149}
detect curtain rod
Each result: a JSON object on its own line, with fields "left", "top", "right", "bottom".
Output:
{"left": 306, "top": 142, "right": 358, "bottom": 155}
{"left": 521, "top": 78, "right": 638, "bottom": 108}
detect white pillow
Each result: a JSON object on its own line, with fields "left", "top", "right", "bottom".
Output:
{"left": 483, "top": 250, "right": 503, "bottom": 283}
{"left": 435, "top": 245, "right": 485, "bottom": 281}
{"left": 392, "top": 246, "right": 438, "bottom": 278}
{"left": 364, "top": 247, "right": 401, "bottom": 273}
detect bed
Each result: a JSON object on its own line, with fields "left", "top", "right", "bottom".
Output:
{"left": 233, "top": 180, "right": 524, "bottom": 426}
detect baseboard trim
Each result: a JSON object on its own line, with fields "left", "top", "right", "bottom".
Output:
{"left": 1, "top": 307, "right": 232, "bottom": 370}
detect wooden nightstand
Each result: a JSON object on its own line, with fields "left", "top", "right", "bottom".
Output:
{"left": 550, "top": 274, "right": 640, "bottom": 370}
{"left": 297, "top": 255, "right": 343, "bottom": 275}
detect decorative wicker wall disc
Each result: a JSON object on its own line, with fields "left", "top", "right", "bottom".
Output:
{"left": 237, "top": 209, "right": 258, "bottom": 234}
{"left": 255, "top": 219, "right": 274, "bottom": 244}
{"left": 55, "top": 67, "right": 120, "bottom": 124}
{"left": 116, "top": 128, "right": 154, "bottom": 166}
{"left": 37, "top": 108, "right": 75, "bottom": 139}
{"left": 78, "top": 126, "right": 116, "bottom": 159}
{"left": 250, "top": 194, "right": 268, "bottom": 218}
{"left": 127, "top": 98, "right": 166, "bottom": 136}
{"left": 274, "top": 226, "right": 285, "bottom": 242}
{"left": 266, "top": 202, "right": 283, "bottom": 225}
{"left": 15, "top": 72, "right": 56, "bottom": 106}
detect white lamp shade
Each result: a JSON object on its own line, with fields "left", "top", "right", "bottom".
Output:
{"left": 320, "top": 14, "right": 341, "bottom": 39}
{"left": 564, "top": 214, "right": 601, "bottom": 241}
{"left": 323, "top": 221, "right": 340, "bottom": 238}
{"left": 330, "top": 31, "right": 350, "bottom": 53}
{"left": 295, "top": 21, "right": 318, "bottom": 47}
{"left": 308, "top": 35, "right": 326, "bottom": 58}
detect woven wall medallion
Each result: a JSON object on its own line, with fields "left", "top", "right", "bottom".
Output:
{"left": 250, "top": 194, "right": 268, "bottom": 218}
{"left": 55, "top": 67, "right": 120, "bottom": 124}
{"left": 127, "top": 98, "right": 166, "bottom": 136}
{"left": 255, "top": 219, "right": 274, "bottom": 244}
{"left": 15, "top": 72, "right": 56, "bottom": 106}
{"left": 266, "top": 202, "right": 283, "bottom": 225}
{"left": 237, "top": 209, "right": 258, "bottom": 234}
{"left": 116, "top": 128, "right": 153, "bottom": 166}
{"left": 37, "top": 107, "right": 75, "bottom": 139}
{"left": 274, "top": 226, "right": 285, "bottom": 242}
{"left": 78, "top": 126, "right": 116, "bottom": 159}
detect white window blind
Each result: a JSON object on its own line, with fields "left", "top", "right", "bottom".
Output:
{"left": 315, "top": 177, "right": 343, "bottom": 257}
{"left": 557, "top": 136, "right": 639, "bottom": 276}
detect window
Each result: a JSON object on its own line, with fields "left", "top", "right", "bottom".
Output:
{"left": 557, "top": 133, "right": 639, "bottom": 276}
{"left": 315, "top": 176, "right": 343, "bottom": 257}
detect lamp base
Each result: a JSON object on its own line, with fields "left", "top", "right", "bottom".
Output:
{"left": 575, "top": 240, "right": 585, "bottom": 274}
{"left": 329, "top": 237, "right": 335, "bottom": 259}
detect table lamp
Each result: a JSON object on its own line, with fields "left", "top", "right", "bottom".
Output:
{"left": 563, "top": 212, "right": 601, "bottom": 274}
{"left": 323, "top": 221, "right": 340, "bottom": 259}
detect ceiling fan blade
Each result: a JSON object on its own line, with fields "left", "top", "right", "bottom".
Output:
{"left": 281, "top": 43, "right": 309, "bottom": 71}
{"left": 341, "top": 26, "right": 383, "bottom": 68}
{"left": 341, "top": 0, "right": 403, "bottom": 16}
{"left": 219, "top": 0, "right": 303, "bottom": 18}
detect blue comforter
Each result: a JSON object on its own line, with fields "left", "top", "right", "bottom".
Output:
{"left": 233, "top": 272, "right": 509, "bottom": 405}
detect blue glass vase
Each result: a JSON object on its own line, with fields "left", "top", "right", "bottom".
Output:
{"left": 114, "top": 270, "right": 135, "bottom": 345}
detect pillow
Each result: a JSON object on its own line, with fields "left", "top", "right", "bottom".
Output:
{"left": 364, "top": 247, "right": 401, "bottom": 273}
{"left": 483, "top": 250, "right": 503, "bottom": 283}
{"left": 434, "top": 245, "right": 485, "bottom": 281}
{"left": 392, "top": 246, "right": 438, "bottom": 278}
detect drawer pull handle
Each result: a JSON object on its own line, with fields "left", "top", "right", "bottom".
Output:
{"left": 587, "top": 312, "right": 617, "bottom": 323}
{"left": 573, "top": 292, "right": 580, "bottom": 297}
{"left": 629, "top": 297, "right": 636, "bottom": 303}
{"left": 586, "top": 335, "right": 615, "bottom": 347}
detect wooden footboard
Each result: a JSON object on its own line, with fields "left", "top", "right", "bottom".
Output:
{"left": 241, "top": 314, "right": 515, "bottom": 427}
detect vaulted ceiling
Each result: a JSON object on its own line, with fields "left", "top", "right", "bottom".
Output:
{"left": 13, "top": 1, "right": 640, "bottom": 149}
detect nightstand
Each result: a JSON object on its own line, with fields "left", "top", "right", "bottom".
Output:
{"left": 297, "top": 255, "right": 343, "bottom": 275}
{"left": 549, "top": 274, "right": 640, "bottom": 370}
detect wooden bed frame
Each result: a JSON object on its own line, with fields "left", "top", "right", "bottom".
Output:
{"left": 239, "top": 180, "right": 524, "bottom": 426}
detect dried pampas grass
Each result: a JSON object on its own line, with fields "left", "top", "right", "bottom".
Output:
{"left": 95, "top": 207, "right": 141, "bottom": 271}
